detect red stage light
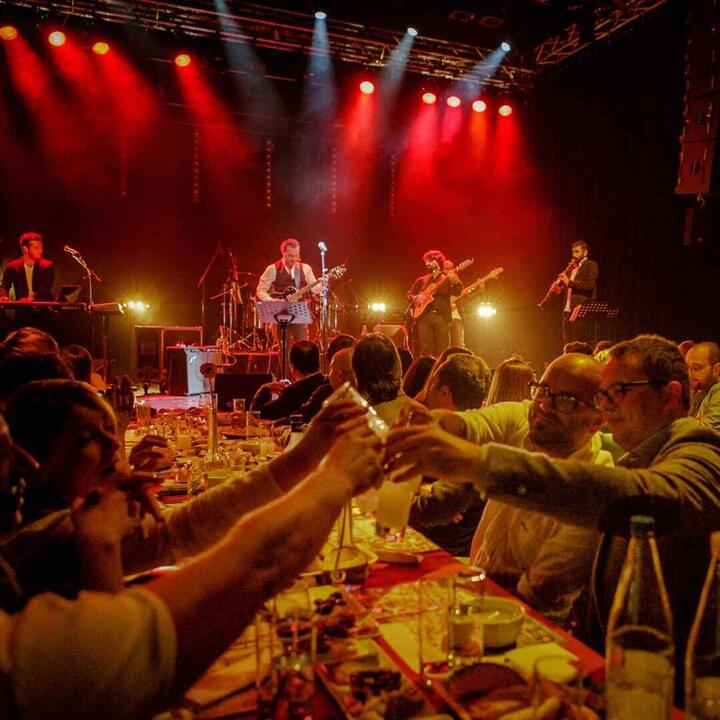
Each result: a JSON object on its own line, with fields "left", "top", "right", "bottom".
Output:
{"left": 175, "top": 53, "right": 192, "bottom": 68}
{"left": 359, "top": 80, "right": 374, "bottom": 95}
{"left": 0, "top": 26, "right": 18, "bottom": 41}
{"left": 92, "top": 41, "right": 110, "bottom": 55}
{"left": 472, "top": 99, "right": 487, "bottom": 113}
{"left": 422, "top": 92, "right": 437, "bottom": 105}
{"left": 446, "top": 95, "right": 461, "bottom": 108}
{"left": 48, "top": 31, "right": 66, "bottom": 47}
{"left": 498, "top": 104, "right": 513, "bottom": 116}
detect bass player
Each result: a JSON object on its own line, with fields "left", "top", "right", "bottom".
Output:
{"left": 256, "top": 238, "right": 321, "bottom": 344}
{"left": 406, "top": 250, "right": 462, "bottom": 357}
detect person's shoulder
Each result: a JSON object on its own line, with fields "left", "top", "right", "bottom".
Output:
{"left": 4, "top": 258, "right": 23, "bottom": 271}
{"left": 38, "top": 258, "right": 54, "bottom": 269}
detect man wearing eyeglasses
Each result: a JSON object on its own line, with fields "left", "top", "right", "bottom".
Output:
{"left": 386, "top": 334, "right": 720, "bottom": 698}
{"left": 409, "top": 352, "right": 614, "bottom": 622}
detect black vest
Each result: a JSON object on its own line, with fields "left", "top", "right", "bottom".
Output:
{"left": 272, "top": 261, "right": 303, "bottom": 295}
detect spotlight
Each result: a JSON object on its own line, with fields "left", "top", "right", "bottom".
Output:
{"left": 407, "top": 27, "right": 418, "bottom": 37}
{"left": 315, "top": 10, "right": 327, "bottom": 20}
{"left": 472, "top": 99, "right": 487, "bottom": 113}
{"left": 92, "top": 41, "right": 110, "bottom": 55}
{"left": 369, "top": 302, "right": 386, "bottom": 313}
{"left": 422, "top": 92, "right": 437, "bottom": 105}
{"left": 48, "top": 31, "right": 66, "bottom": 47}
{"left": 175, "top": 53, "right": 192, "bottom": 68}
{"left": 476, "top": 303, "right": 497, "bottom": 318}
{"left": 498, "top": 104, "right": 513, "bottom": 116}
{"left": 359, "top": 80, "right": 375, "bottom": 95}
{"left": 125, "top": 300, "right": 149, "bottom": 313}
{"left": 0, "top": 26, "right": 18, "bottom": 41}
{"left": 447, "top": 95, "right": 461, "bottom": 108}
{"left": 501, "top": 41, "right": 511, "bottom": 52}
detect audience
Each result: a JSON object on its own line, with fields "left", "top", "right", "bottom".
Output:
{"left": 563, "top": 341, "right": 593, "bottom": 355}
{"left": 251, "top": 340, "right": 325, "bottom": 420}
{"left": 415, "top": 346, "right": 473, "bottom": 404}
{"left": 0, "top": 408, "right": 382, "bottom": 720}
{"left": 686, "top": 341, "right": 720, "bottom": 429}
{"left": 387, "top": 334, "right": 720, "bottom": 698}
{"left": 484, "top": 357, "right": 536, "bottom": 405}
{"left": 1, "top": 326, "right": 59, "bottom": 355}
{"left": 425, "top": 353, "right": 491, "bottom": 412}
{"left": 397, "top": 346, "right": 414, "bottom": 376}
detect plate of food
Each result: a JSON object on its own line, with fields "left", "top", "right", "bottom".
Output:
{"left": 317, "top": 644, "right": 451, "bottom": 720}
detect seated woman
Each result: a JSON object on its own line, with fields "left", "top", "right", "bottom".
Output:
{"left": 1, "top": 379, "right": 370, "bottom": 604}
{"left": 0, "top": 409, "right": 383, "bottom": 720}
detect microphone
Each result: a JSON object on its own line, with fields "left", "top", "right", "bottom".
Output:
{"left": 63, "top": 245, "right": 80, "bottom": 256}
{"left": 318, "top": 241, "right": 327, "bottom": 253}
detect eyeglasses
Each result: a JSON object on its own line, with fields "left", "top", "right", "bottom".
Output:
{"left": 528, "top": 382, "right": 596, "bottom": 414}
{"left": 593, "top": 380, "right": 667, "bottom": 408}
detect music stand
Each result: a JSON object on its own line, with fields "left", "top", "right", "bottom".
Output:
{"left": 569, "top": 301, "right": 619, "bottom": 345}
{"left": 256, "top": 299, "right": 313, "bottom": 380}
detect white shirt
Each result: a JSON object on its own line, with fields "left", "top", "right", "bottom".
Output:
{"left": 563, "top": 257, "right": 586, "bottom": 312}
{"left": 23, "top": 264, "right": 33, "bottom": 296}
{"left": 255, "top": 261, "right": 321, "bottom": 302}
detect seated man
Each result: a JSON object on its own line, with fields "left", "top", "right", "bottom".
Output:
{"left": 300, "top": 333, "right": 356, "bottom": 421}
{"left": 0, "top": 406, "right": 383, "bottom": 720}
{"left": 352, "top": 333, "right": 412, "bottom": 425}
{"left": 409, "top": 353, "right": 611, "bottom": 622}
{"left": 686, "top": 341, "right": 720, "bottom": 430}
{"left": 410, "top": 352, "right": 491, "bottom": 556}
{"left": 251, "top": 340, "right": 325, "bottom": 420}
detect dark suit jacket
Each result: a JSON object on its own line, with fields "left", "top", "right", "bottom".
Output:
{"left": 251, "top": 372, "right": 326, "bottom": 421}
{"left": 565, "top": 258, "right": 598, "bottom": 310}
{"left": 1, "top": 258, "right": 55, "bottom": 301}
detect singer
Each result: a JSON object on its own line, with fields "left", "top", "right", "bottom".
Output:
{"left": 256, "top": 238, "right": 321, "bottom": 345}
{"left": 0, "top": 232, "right": 55, "bottom": 303}
{"left": 406, "top": 250, "right": 462, "bottom": 357}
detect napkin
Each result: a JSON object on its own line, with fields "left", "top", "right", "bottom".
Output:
{"left": 503, "top": 642, "right": 577, "bottom": 679}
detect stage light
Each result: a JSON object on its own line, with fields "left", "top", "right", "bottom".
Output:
{"left": 48, "top": 31, "right": 66, "bottom": 47}
{"left": 447, "top": 95, "right": 461, "bottom": 108}
{"left": 501, "top": 41, "right": 511, "bottom": 52}
{"left": 498, "top": 103, "right": 513, "bottom": 116}
{"left": 422, "top": 92, "right": 437, "bottom": 105}
{"left": 359, "top": 80, "right": 375, "bottom": 95}
{"left": 175, "top": 53, "right": 192, "bottom": 68}
{"left": 0, "top": 26, "right": 18, "bottom": 41}
{"left": 125, "top": 300, "right": 149, "bottom": 313}
{"left": 315, "top": 10, "right": 327, "bottom": 20}
{"left": 369, "top": 302, "right": 386, "bottom": 313}
{"left": 407, "top": 27, "right": 418, "bottom": 37}
{"left": 472, "top": 99, "right": 487, "bottom": 113}
{"left": 476, "top": 303, "right": 497, "bottom": 318}
{"left": 92, "top": 41, "right": 110, "bottom": 55}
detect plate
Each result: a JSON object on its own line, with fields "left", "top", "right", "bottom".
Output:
{"left": 317, "top": 644, "right": 450, "bottom": 720}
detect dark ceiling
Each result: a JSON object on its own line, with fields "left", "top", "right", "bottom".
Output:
{"left": 0, "top": 0, "right": 671, "bottom": 90}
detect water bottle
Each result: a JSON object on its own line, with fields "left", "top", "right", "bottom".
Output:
{"left": 605, "top": 515, "right": 674, "bottom": 720}
{"left": 686, "top": 532, "right": 720, "bottom": 719}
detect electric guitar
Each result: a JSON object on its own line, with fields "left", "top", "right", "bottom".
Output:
{"left": 411, "top": 258, "right": 474, "bottom": 320}
{"left": 451, "top": 266, "right": 504, "bottom": 311}
{"left": 269, "top": 265, "right": 346, "bottom": 303}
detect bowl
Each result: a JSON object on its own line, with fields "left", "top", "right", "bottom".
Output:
{"left": 477, "top": 597, "right": 525, "bottom": 648}
{"left": 446, "top": 662, "right": 527, "bottom": 701}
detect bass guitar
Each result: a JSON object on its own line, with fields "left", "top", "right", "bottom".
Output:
{"left": 411, "top": 258, "right": 474, "bottom": 320}
{"left": 270, "top": 265, "right": 346, "bottom": 303}
{"left": 450, "top": 266, "right": 504, "bottom": 311}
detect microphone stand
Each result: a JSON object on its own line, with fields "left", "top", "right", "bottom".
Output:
{"left": 67, "top": 249, "right": 104, "bottom": 376}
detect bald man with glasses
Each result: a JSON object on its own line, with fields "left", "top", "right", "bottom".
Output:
{"left": 386, "top": 334, "right": 720, "bottom": 700}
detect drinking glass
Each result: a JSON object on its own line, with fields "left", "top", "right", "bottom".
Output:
{"left": 375, "top": 476, "right": 421, "bottom": 541}
{"left": 531, "top": 655, "right": 585, "bottom": 719}
{"left": 232, "top": 397, "right": 246, "bottom": 413}
{"left": 247, "top": 410, "right": 262, "bottom": 438}
{"left": 255, "top": 589, "right": 316, "bottom": 719}
{"left": 448, "top": 566, "right": 486, "bottom": 667}
{"left": 136, "top": 399, "right": 152, "bottom": 431}
{"left": 418, "top": 579, "right": 452, "bottom": 685}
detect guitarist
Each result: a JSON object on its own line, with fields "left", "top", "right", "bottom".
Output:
{"left": 406, "top": 250, "right": 462, "bottom": 357}
{"left": 445, "top": 259, "right": 473, "bottom": 348}
{"left": 256, "top": 238, "right": 321, "bottom": 345}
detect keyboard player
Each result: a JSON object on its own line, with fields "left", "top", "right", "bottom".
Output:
{"left": 0, "top": 232, "right": 55, "bottom": 332}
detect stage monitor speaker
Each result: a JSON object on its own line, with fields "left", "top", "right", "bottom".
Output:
{"left": 167, "top": 346, "right": 222, "bottom": 395}
{"left": 215, "top": 373, "right": 273, "bottom": 411}
{"left": 134, "top": 325, "right": 203, "bottom": 380}
{"left": 373, "top": 324, "right": 409, "bottom": 348}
